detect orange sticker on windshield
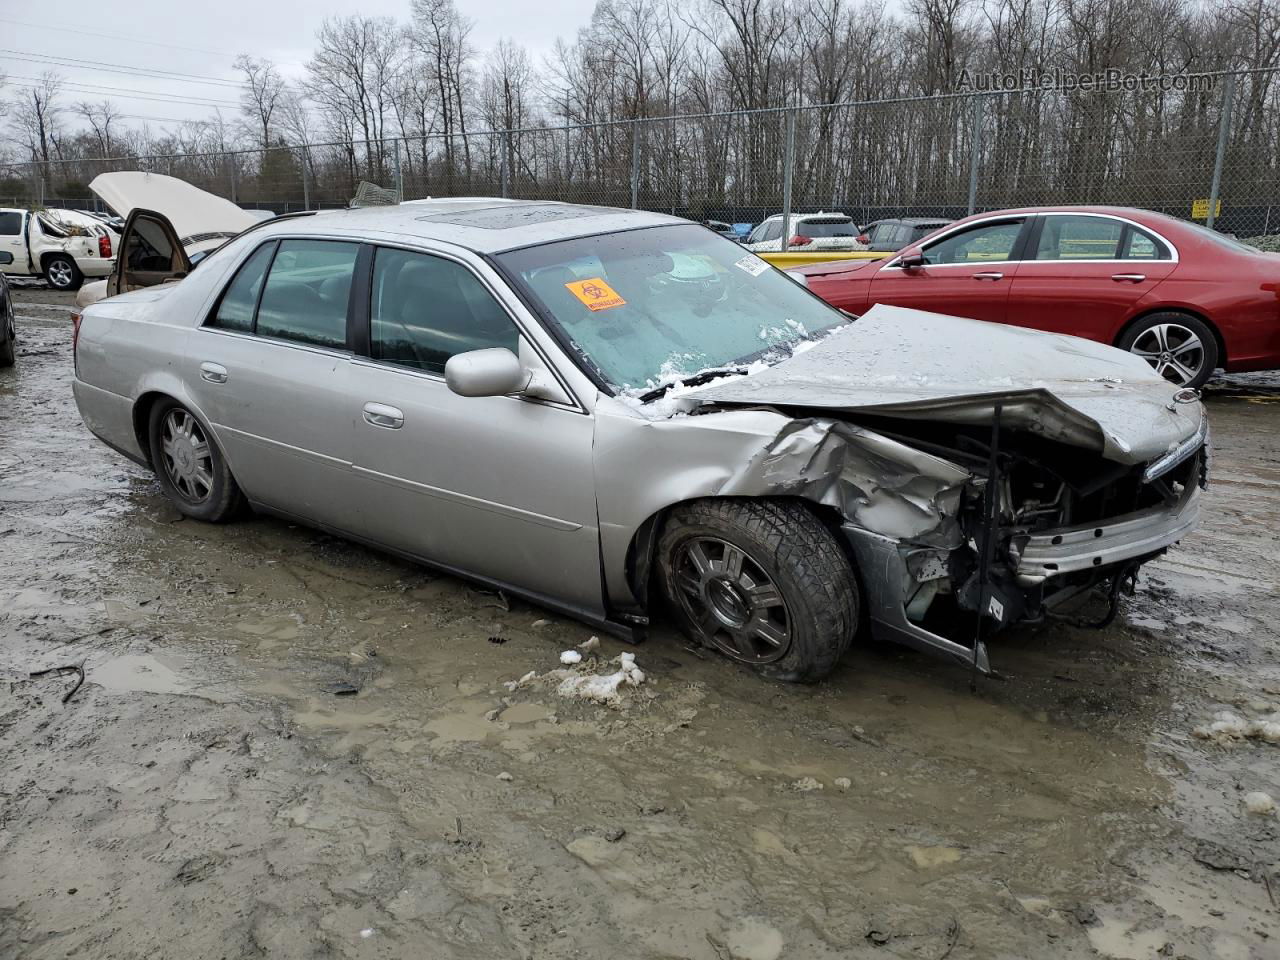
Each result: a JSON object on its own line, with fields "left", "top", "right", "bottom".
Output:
{"left": 565, "top": 277, "right": 627, "bottom": 311}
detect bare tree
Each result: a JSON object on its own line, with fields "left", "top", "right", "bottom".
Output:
{"left": 11, "top": 71, "right": 63, "bottom": 167}
{"left": 74, "top": 100, "right": 123, "bottom": 157}
{"left": 235, "top": 55, "right": 287, "bottom": 150}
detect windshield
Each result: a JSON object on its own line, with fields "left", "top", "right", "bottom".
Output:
{"left": 498, "top": 223, "right": 848, "bottom": 392}
{"left": 798, "top": 219, "right": 856, "bottom": 238}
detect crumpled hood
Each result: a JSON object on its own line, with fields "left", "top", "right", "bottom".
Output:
{"left": 686, "top": 304, "right": 1206, "bottom": 466}
{"left": 90, "top": 171, "right": 258, "bottom": 243}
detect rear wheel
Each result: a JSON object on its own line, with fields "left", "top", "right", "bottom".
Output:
{"left": 658, "top": 498, "right": 859, "bottom": 682}
{"left": 1119, "top": 312, "right": 1218, "bottom": 389}
{"left": 43, "top": 255, "right": 82, "bottom": 292}
{"left": 147, "top": 399, "right": 243, "bottom": 522}
{"left": 0, "top": 291, "right": 14, "bottom": 367}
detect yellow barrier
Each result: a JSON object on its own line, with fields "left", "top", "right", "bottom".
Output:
{"left": 752, "top": 252, "right": 896, "bottom": 267}
{"left": 758, "top": 250, "right": 892, "bottom": 267}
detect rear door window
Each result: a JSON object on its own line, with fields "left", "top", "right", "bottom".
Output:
{"left": 255, "top": 240, "right": 359, "bottom": 349}
{"left": 1035, "top": 216, "right": 1123, "bottom": 260}
{"left": 1121, "top": 227, "right": 1168, "bottom": 260}
{"left": 369, "top": 247, "right": 520, "bottom": 374}
{"left": 0, "top": 212, "right": 21, "bottom": 235}
{"left": 208, "top": 243, "right": 275, "bottom": 333}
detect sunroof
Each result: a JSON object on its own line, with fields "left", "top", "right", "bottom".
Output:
{"left": 415, "top": 203, "right": 618, "bottom": 230}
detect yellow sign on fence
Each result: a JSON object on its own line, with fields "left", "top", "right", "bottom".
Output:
{"left": 1192, "top": 198, "right": 1221, "bottom": 220}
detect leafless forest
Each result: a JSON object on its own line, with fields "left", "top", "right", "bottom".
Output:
{"left": 6, "top": 0, "right": 1280, "bottom": 230}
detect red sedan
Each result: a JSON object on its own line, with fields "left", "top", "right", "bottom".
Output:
{"left": 792, "top": 206, "right": 1280, "bottom": 388}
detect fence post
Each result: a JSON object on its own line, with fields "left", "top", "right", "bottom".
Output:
{"left": 1206, "top": 72, "right": 1235, "bottom": 231}
{"left": 780, "top": 109, "right": 796, "bottom": 254}
{"left": 967, "top": 94, "right": 983, "bottom": 217}
{"left": 630, "top": 120, "right": 641, "bottom": 209}
{"left": 564, "top": 124, "right": 572, "bottom": 186}
{"left": 300, "top": 147, "right": 310, "bottom": 211}
{"left": 501, "top": 131, "right": 510, "bottom": 198}
{"left": 393, "top": 138, "right": 404, "bottom": 200}
{"left": 228, "top": 154, "right": 238, "bottom": 203}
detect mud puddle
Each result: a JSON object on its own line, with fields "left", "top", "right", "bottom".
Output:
{"left": 2, "top": 290, "right": 1279, "bottom": 959}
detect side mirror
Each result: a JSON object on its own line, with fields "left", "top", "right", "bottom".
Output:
{"left": 0, "top": 250, "right": 12, "bottom": 265}
{"left": 899, "top": 251, "right": 926, "bottom": 269}
{"left": 444, "top": 347, "right": 527, "bottom": 398}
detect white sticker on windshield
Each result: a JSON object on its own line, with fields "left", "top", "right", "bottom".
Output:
{"left": 733, "top": 254, "right": 769, "bottom": 277}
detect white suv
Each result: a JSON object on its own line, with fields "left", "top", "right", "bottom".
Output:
{"left": 0, "top": 207, "right": 118, "bottom": 291}
{"left": 742, "top": 212, "right": 867, "bottom": 253}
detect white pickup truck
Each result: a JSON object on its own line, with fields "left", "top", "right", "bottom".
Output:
{"left": 0, "top": 207, "right": 119, "bottom": 291}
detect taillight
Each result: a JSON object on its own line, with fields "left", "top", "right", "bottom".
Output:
{"left": 98, "top": 234, "right": 111, "bottom": 258}
{"left": 857, "top": 234, "right": 869, "bottom": 244}
{"left": 789, "top": 234, "right": 812, "bottom": 246}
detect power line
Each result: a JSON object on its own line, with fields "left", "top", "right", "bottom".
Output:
{"left": 0, "top": 17, "right": 308, "bottom": 67}
{"left": 7, "top": 75, "right": 241, "bottom": 107}
{"left": 9, "top": 81, "right": 238, "bottom": 110}
{"left": 0, "top": 50, "right": 247, "bottom": 88}
{"left": 0, "top": 17, "right": 241, "bottom": 59}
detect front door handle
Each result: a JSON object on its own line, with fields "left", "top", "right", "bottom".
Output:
{"left": 1111, "top": 273, "right": 1147, "bottom": 283}
{"left": 200, "top": 361, "right": 228, "bottom": 384}
{"left": 972, "top": 272, "right": 1004, "bottom": 281}
{"left": 363, "top": 402, "right": 404, "bottom": 430}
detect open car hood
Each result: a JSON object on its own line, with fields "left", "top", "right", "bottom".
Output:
{"left": 686, "top": 304, "right": 1205, "bottom": 466}
{"left": 89, "top": 172, "right": 258, "bottom": 244}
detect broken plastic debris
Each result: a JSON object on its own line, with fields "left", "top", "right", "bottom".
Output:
{"left": 503, "top": 670, "right": 537, "bottom": 692}
{"left": 556, "top": 652, "right": 645, "bottom": 704}
{"left": 559, "top": 650, "right": 583, "bottom": 665}
{"left": 1243, "top": 791, "right": 1275, "bottom": 815}
{"left": 578, "top": 636, "right": 601, "bottom": 653}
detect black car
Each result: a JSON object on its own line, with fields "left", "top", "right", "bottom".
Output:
{"left": 858, "top": 218, "right": 952, "bottom": 252}
{"left": 0, "top": 250, "right": 15, "bottom": 367}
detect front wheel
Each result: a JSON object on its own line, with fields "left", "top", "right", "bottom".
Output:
{"left": 1119, "top": 313, "right": 1218, "bottom": 389}
{"left": 43, "top": 255, "right": 83, "bottom": 291}
{"left": 147, "top": 399, "right": 244, "bottom": 522}
{"left": 658, "top": 498, "right": 859, "bottom": 683}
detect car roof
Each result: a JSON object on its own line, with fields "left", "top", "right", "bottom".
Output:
{"left": 758, "top": 211, "right": 851, "bottom": 223}
{"left": 249, "top": 198, "right": 682, "bottom": 254}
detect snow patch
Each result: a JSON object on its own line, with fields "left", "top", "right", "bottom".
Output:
{"left": 556, "top": 652, "right": 646, "bottom": 705}
{"left": 1191, "top": 710, "right": 1280, "bottom": 744}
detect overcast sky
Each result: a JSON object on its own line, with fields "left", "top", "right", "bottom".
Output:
{"left": 2, "top": 1, "right": 596, "bottom": 133}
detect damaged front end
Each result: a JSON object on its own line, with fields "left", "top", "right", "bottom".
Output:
{"left": 839, "top": 411, "right": 1207, "bottom": 673}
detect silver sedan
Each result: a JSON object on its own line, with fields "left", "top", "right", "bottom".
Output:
{"left": 72, "top": 200, "right": 1208, "bottom": 681}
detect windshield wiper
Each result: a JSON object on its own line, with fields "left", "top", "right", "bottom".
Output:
{"left": 637, "top": 366, "right": 749, "bottom": 403}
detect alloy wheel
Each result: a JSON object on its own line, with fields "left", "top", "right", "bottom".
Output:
{"left": 1129, "top": 323, "right": 1205, "bottom": 386}
{"left": 670, "top": 536, "right": 791, "bottom": 663}
{"left": 46, "top": 260, "right": 73, "bottom": 289}
{"left": 160, "top": 408, "right": 214, "bottom": 504}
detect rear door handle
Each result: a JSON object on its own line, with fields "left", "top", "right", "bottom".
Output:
{"left": 1111, "top": 273, "right": 1146, "bottom": 283}
{"left": 972, "top": 272, "right": 1004, "bottom": 281}
{"left": 199, "top": 361, "right": 228, "bottom": 384}
{"left": 363, "top": 402, "right": 404, "bottom": 429}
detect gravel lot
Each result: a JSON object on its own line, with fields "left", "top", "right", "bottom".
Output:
{"left": 2, "top": 285, "right": 1279, "bottom": 960}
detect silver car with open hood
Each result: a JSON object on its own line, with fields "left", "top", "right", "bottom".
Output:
{"left": 70, "top": 199, "right": 1208, "bottom": 682}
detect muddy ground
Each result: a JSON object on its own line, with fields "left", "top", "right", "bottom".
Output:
{"left": 1, "top": 285, "right": 1278, "bottom": 960}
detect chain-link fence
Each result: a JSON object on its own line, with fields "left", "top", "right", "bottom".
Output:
{"left": 4, "top": 69, "right": 1277, "bottom": 237}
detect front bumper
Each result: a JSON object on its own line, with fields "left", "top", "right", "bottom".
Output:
{"left": 843, "top": 475, "right": 1202, "bottom": 672}
{"left": 1015, "top": 483, "right": 1200, "bottom": 585}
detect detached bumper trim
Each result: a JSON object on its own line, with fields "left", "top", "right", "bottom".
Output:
{"left": 1016, "top": 484, "right": 1201, "bottom": 585}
